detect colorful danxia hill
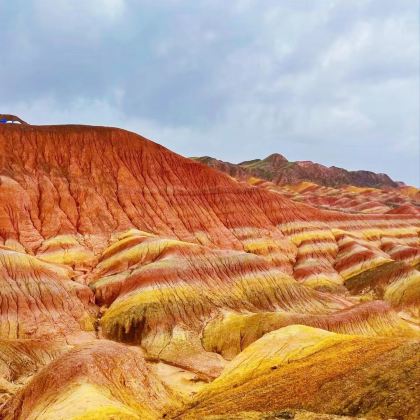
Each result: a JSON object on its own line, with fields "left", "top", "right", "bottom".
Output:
{"left": 0, "top": 121, "right": 419, "bottom": 420}
{"left": 193, "top": 155, "right": 420, "bottom": 215}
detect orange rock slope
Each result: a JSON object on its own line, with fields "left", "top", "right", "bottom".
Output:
{"left": 0, "top": 123, "right": 419, "bottom": 419}
{"left": 250, "top": 179, "right": 420, "bottom": 215}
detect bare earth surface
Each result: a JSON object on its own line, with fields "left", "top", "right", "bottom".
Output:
{"left": 0, "top": 124, "right": 419, "bottom": 419}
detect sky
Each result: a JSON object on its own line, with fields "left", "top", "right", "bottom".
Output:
{"left": 0, "top": 0, "right": 419, "bottom": 185}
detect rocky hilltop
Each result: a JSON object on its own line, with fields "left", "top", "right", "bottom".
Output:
{"left": 193, "top": 153, "right": 401, "bottom": 188}
{"left": 0, "top": 123, "right": 419, "bottom": 419}
{"left": 194, "top": 155, "right": 420, "bottom": 215}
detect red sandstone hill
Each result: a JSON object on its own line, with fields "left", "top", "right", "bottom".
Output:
{"left": 0, "top": 123, "right": 419, "bottom": 419}
{"left": 193, "top": 153, "right": 402, "bottom": 188}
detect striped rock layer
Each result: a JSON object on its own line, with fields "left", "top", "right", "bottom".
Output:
{"left": 252, "top": 179, "right": 420, "bottom": 215}
{"left": 0, "top": 124, "right": 419, "bottom": 419}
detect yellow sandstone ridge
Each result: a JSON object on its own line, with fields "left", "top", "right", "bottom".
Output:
{"left": 183, "top": 325, "right": 420, "bottom": 419}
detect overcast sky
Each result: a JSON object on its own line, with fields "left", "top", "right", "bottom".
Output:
{"left": 0, "top": 0, "right": 418, "bottom": 185}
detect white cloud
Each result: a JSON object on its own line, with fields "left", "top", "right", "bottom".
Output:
{"left": 35, "top": 0, "right": 126, "bottom": 20}
{"left": 32, "top": 0, "right": 126, "bottom": 39}
{"left": 95, "top": 0, "right": 126, "bottom": 19}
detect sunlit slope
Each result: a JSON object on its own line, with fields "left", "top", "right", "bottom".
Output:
{"left": 183, "top": 325, "right": 420, "bottom": 419}
{"left": 1, "top": 340, "right": 179, "bottom": 420}
{"left": 249, "top": 178, "right": 420, "bottom": 215}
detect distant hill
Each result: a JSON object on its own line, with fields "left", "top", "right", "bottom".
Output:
{"left": 192, "top": 153, "right": 402, "bottom": 188}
